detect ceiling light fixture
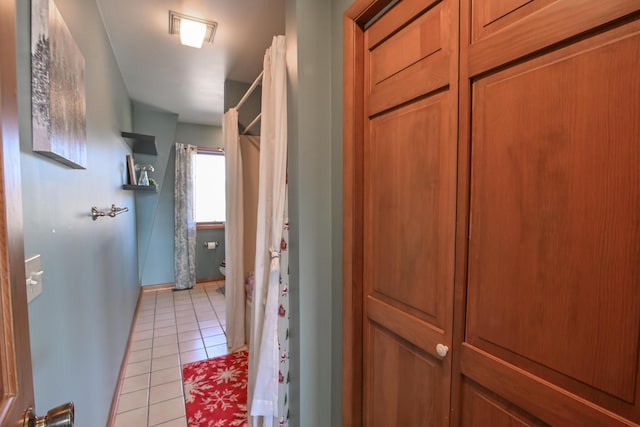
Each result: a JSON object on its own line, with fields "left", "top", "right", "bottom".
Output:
{"left": 168, "top": 11, "right": 217, "bottom": 49}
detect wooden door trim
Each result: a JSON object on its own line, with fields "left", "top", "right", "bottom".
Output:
{"left": 343, "top": 1, "right": 396, "bottom": 425}
{"left": 0, "top": 0, "right": 34, "bottom": 423}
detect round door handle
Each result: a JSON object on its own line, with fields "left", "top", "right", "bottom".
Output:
{"left": 436, "top": 343, "right": 449, "bottom": 357}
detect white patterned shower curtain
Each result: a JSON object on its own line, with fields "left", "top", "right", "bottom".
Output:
{"left": 224, "top": 108, "right": 246, "bottom": 350}
{"left": 249, "top": 35, "right": 287, "bottom": 427}
{"left": 277, "top": 187, "right": 290, "bottom": 426}
{"left": 174, "top": 143, "right": 198, "bottom": 290}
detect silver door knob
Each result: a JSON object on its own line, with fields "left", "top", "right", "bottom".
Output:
{"left": 23, "top": 402, "right": 74, "bottom": 427}
{"left": 436, "top": 343, "right": 449, "bottom": 357}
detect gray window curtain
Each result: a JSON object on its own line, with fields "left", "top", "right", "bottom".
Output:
{"left": 174, "top": 142, "right": 198, "bottom": 290}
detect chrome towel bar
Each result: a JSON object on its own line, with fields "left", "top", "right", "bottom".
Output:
{"left": 91, "top": 204, "right": 128, "bottom": 220}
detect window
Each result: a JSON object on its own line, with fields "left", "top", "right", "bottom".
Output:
{"left": 194, "top": 147, "right": 225, "bottom": 229}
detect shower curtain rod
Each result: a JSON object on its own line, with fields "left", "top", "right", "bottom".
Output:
{"left": 241, "top": 113, "right": 261, "bottom": 135}
{"left": 235, "top": 71, "right": 263, "bottom": 111}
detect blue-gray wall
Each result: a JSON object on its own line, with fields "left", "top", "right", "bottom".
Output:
{"left": 15, "top": 0, "right": 138, "bottom": 424}
{"left": 132, "top": 104, "right": 178, "bottom": 285}
{"left": 133, "top": 107, "right": 224, "bottom": 285}
{"left": 196, "top": 229, "right": 225, "bottom": 280}
{"left": 331, "top": 2, "right": 349, "bottom": 426}
{"left": 175, "top": 122, "right": 223, "bottom": 145}
{"left": 286, "top": 0, "right": 349, "bottom": 425}
{"left": 286, "top": 0, "right": 348, "bottom": 424}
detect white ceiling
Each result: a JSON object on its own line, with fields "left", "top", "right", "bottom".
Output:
{"left": 96, "top": 0, "right": 285, "bottom": 126}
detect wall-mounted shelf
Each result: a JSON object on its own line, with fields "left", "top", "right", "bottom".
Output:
{"left": 122, "top": 185, "right": 157, "bottom": 192}
{"left": 121, "top": 132, "right": 157, "bottom": 155}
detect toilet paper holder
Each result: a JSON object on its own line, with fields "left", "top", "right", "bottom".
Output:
{"left": 204, "top": 241, "right": 219, "bottom": 249}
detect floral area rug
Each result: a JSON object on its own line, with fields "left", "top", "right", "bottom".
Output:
{"left": 183, "top": 350, "right": 248, "bottom": 427}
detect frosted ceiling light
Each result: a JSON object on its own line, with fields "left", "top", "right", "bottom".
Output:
{"left": 169, "top": 11, "right": 217, "bottom": 49}
{"left": 180, "top": 19, "right": 207, "bottom": 48}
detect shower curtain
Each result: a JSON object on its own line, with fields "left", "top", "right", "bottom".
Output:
{"left": 174, "top": 143, "right": 198, "bottom": 290}
{"left": 224, "top": 108, "right": 246, "bottom": 350}
{"left": 249, "top": 35, "right": 287, "bottom": 427}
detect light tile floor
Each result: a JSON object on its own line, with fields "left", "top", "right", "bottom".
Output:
{"left": 113, "top": 282, "right": 228, "bottom": 427}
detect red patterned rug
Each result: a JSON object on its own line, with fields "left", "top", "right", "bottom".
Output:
{"left": 183, "top": 350, "right": 248, "bottom": 427}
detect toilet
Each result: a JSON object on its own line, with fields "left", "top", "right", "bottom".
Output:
{"left": 219, "top": 260, "right": 226, "bottom": 277}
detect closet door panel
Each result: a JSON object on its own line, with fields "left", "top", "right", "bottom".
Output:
{"left": 366, "top": 0, "right": 440, "bottom": 47}
{"left": 363, "top": 88, "right": 455, "bottom": 426}
{"left": 367, "top": 1, "right": 451, "bottom": 116}
{"left": 460, "top": 379, "right": 548, "bottom": 427}
{"left": 460, "top": 344, "right": 637, "bottom": 426}
{"left": 365, "top": 324, "right": 442, "bottom": 426}
{"left": 467, "top": 0, "right": 640, "bottom": 76}
{"left": 367, "top": 94, "right": 453, "bottom": 326}
{"left": 359, "top": 0, "right": 459, "bottom": 424}
{"left": 470, "top": 0, "right": 551, "bottom": 43}
{"left": 369, "top": 4, "right": 441, "bottom": 85}
{"left": 462, "top": 17, "right": 640, "bottom": 424}
{"left": 363, "top": 93, "right": 454, "bottom": 425}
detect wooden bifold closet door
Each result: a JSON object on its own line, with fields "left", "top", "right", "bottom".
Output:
{"left": 344, "top": 0, "right": 640, "bottom": 426}
{"left": 455, "top": 1, "right": 640, "bottom": 425}
{"left": 345, "top": 0, "right": 460, "bottom": 425}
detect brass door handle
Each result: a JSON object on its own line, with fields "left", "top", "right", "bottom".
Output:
{"left": 23, "top": 402, "right": 74, "bottom": 427}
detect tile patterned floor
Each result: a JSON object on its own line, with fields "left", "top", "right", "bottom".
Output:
{"left": 113, "top": 282, "right": 228, "bottom": 427}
